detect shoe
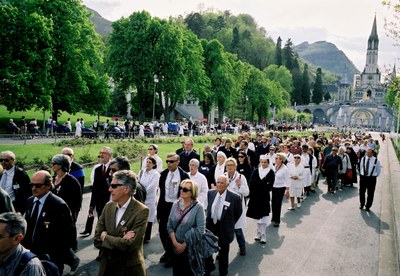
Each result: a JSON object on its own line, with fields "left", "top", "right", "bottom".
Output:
{"left": 164, "top": 258, "right": 173, "bottom": 268}
{"left": 297, "top": 203, "right": 301, "bottom": 208}
{"left": 365, "top": 208, "right": 370, "bottom": 212}
{"left": 70, "top": 257, "right": 80, "bottom": 275}
{"left": 359, "top": 205, "right": 364, "bottom": 209}
{"left": 254, "top": 231, "right": 261, "bottom": 241}
{"left": 239, "top": 247, "right": 246, "bottom": 256}
{"left": 339, "top": 188, "right": 343, "bottom": 191}
{"left": 288, "top": 207, "right": 295, "bottom": 210}
{"left": 311, "top": 190, "right": 316, "bottom": 193}
{"left": 204, "top": 262, "right": 216, "bottom": 275}
{"left": 160, "top": 252, "right": 168, "bottom": 263}
{"left": 144, "top": 239, "right": 150, "bottom": 244}
{"left": 79, "top": 231, "right": 91, "bottom": 236}
{"left": 273, "top": 222, "right": 280, "bottom": 227}
{"left": 260, "top": 234, "right": 266, "bottom": 244}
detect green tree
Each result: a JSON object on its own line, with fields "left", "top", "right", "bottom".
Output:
{"left": 276, "top": 108, "right": 297, "bottom": 122}
{"left": 291, "top": 58, "right": 303, "bottom": 105}
{"left": 33, "top": 0, "right": 110, "bottom": 119}
{"left": 324, "top": 91, "right": 331, "bottom": 101}
{"left": 184, "top": 12, "right": 205, "bottom": 38}
{"left": 385, "top": 77, "right": 400, "bottom": 109}
{"left": 202, "top": 39, "right": 234, "bottom": 122}
{"left": 301, "top": 63, "right": 311, "bottom": 104}
{"left": 0, "top": 3, "right": 53, "bottom": 112}
{"left": 231, "top": 26, "right": 240, "bottom": 54}
{"left": 283, "top": 38, "right": 294, "bottom": 71}
{"left": 312, "top": 68, "right": 324, "bottom": 104}
{"left": 275, "top": 36, "right": 283, "bottom": 66}
{"left": 263, "top": 64, "right": 293, "bottom": 101}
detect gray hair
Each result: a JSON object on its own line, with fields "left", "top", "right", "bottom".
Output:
{"left": 189, "top": 158, "right": 200, "bottom": 167}
{"left": 0, "top": 151, "right": 16, "bottom": 160}
{"left": 0, "top": 212, "right": 27, "bottom": 236}
{"left": 109, "top": 156, "right": 130, "bottom": 170}
{"left": 52, "top": 154, "right": 71, "bottom": 172}
{"left": 166, "top": 152, "right": 179, "bottom": 161}
{"left": 113, "top": 170, "right": 137, "bottom": 195}
{"left": 61, "top": 147, "right": 74, "bottom": 155}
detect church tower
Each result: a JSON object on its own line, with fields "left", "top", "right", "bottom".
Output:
{"left": 353, "top": 15, "right": 385, "bottom": 103}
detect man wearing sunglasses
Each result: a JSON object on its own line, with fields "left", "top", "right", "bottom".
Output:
{"left": 321, "top": 146, "right": 343, "bottom": 194}
{"left": 94, "top": 170, "right": 149, "bottom": 276}
{"left": 157, "top": 153, "right": 189, "bottom": 267}
{"left": 22, "top": 170, "right": 75, "bottom": 274}
{"left": 0, "top": 151, "right": 31, "bottom": 214}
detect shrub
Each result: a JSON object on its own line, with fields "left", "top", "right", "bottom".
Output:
{"left": 114, "top": 141, "right": 145, "bottom": 159}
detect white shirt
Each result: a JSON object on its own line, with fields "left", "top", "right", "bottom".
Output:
{"left": 165, "top": 169, "right": 181, "bottom": 203}
{"left": 190, "top": 171, "right": 209, "bottom": 209}
{"left": 115, "top": 197, "right": 131, "bottom": 228}
{"left": 274, "top": 164, "right": 290, "bottom": 188}
{"left": 0, "top": 166, "right": 15, "bottom": 201}
{"left": 213, "top": 163, "right": 225, "bottom": 184}
{"left": 360, "top": 156, "right": 381, "bottom": 177}
{"left": 211, "top": 190, "right": 227, "bottom": 222}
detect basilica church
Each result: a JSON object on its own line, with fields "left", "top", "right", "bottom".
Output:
{"left": 296, "top": 16, "right": 396, "bottom": 131}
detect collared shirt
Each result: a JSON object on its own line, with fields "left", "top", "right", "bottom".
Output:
{"left": 190, "top": 171, "right": 209, "bottom": 209}
{"left": 165, "top": 169, "right": 181, "bottom": 203}
{"left": 115, "top": 197, "right": 131, "bottom": 227}
{"left": 0, "top": 166, "right": 15, "bottom": 201}
{"left": 0, "top": 244, "right": 45, "bottom": 275}
{"left": 212, "top": 190, "right": 227, "bottom": 222}
{"left": 360, "top": 156, "right": 381, "bottom": 177}
{"left": 33, "top": 192, "right": 51, "bottom": 221}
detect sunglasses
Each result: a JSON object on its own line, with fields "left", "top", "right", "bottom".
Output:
{"left": 332, "top": 149, "right": 338, "bottom": 151}
{"left": 110, "top": 184, "right": 126, "bottom": 189}
{"left": 238, "top": 156, "right": 245, "bottom": 158}
{"left": 0, "top": 158, "right": 11, "bottom": 162}
{"left": 180, "top": 187, "right": 191, "bottom": 193}
{"left": 294, "top": 157, "right": 301, "bottom": 159}
{"left": 52, "top": 163, "right": 60, "bottom": 166}
{"left": 64, "top": 153, "right": 73, "bottom": 157}
{"left": 30, "top": 183, "right": 46, "bottom": 188}
{"left": 148, "top": 148, "right": 154, "bottom": 150}
{"left": 166, "top": 160, "right": 177, "bottom": 164}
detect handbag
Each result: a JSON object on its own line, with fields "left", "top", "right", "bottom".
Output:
{"left": 346, "top": 169, "right": 353, "bottom": 181}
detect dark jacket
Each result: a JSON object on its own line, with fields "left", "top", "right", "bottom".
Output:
{"left": 69, "top": 161, "right": 85, "bottom": 192}
{"left": 0, "top": 166, "right": 31, "bottom": 214}
{"left": 23, "top": 193, "right": 75, "bottom": 269}
{"left": 89, "top": 165, "right": 111, "bottom": 215}
{"left": 206, "top": 189, "right": 242, "bottom": 245}
{"left": 52, "top": 174, "right": 82, "bottom": 222}
{"left": 322, "top": 154, "right": 343, "bottom": 175}
{"left": 246, "top": 169, "right": 275, "bottom": 219}
{"left": 179, "top": 151, "right": 200, "bottom": 172}
{"left": 157, "top": 167, "right": 189, "bottom": 221}
{"left": 218, "top": 146, "right": 238, "bottom": 159}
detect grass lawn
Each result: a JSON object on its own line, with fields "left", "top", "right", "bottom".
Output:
{"left": 0, "top": 105, "right": 114, "bottom": 132}
{"left": 0, "top": 141, "right": 210, "bottom": 185}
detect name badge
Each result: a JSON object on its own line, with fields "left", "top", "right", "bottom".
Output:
{"left": 13, "top": 184, "right": 20, "bottom": 189}
{"left": 223, "top": 201, "right": 231, "bottom": 207}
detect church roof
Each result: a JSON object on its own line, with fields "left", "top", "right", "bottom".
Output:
{"left": 368, "top": 15, "right": 379, "bottom": 42}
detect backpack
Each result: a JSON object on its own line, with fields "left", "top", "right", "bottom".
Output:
{"left": 14, "top": 251, "right": 60, "bottom": 276}
{"left": 134, "top": 182, "right": 147, "bottom": 203}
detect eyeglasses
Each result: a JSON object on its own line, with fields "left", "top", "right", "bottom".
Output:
{"left": 30, "top": 183, "right": 46, "bottom": 188}
{"left": 238, "top": 156, "right": 245, "bottom": 158}
{"left": 0, "top": 234, "right": 13, "bottom": 240}
{"left": 0, "top": 158, "right": 11, "bottom": 162}
{"left": 166, "top": 160, "right": 177, "bottom": 164}
{"left": 110, "top": 184, "right": 126, "bottom": 189}
{"left": 52, "top": 163, "right": 60, "bottom": 166}
{"left": 294, "top": 157, "right": 301, "bottom": 159}
{"left": 63, "top": 153, "right": 73, "bottom": 157}
{"left": 148, "top": 148, "right": 154, "bottom": 150}
{"left": 180, "top": 187, "right": 191, "bottom": 193}
{"left": 332, "top": 149, "right": 338, "bottom": 151}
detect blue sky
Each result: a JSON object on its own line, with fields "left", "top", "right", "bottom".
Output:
{"left": 83, "top": 0, "right": 399, "bottom": 75}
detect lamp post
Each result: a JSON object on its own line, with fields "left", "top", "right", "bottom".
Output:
{"left": 152, "top": 74, "right": 159, "bottom": 122}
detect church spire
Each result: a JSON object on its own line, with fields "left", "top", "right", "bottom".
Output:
{"left": 368, "top": 15, "right": 379, "bottom": 50}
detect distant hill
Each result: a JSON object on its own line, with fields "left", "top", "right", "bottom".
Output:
{"left": 294, "top": 41, "right": 360, "bottom": 83}
{"left": 87, "top": 7, "right": 112, "bottom": 35}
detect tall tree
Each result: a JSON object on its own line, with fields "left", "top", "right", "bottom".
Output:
{"left": 283, "top": 38, "right": 294, "bottom": 71}
{"left": 0, "top": 3, "right": 53, "bottom": 112}
{"left": 291, "top": 58, "right": 303, "bottom": 105}
{"left": 29, "top": 0, "right": 110, "bottom": 119}
{"left": 231, "top": 26, "right": 240, "bottom": 54}
{"left": 184, "top": 12, "right": 205, "bottom": 38}
{"left": 202, "top": 39, "right": 234, "bottom": 122}
{"left": 275, "top": 36, "right": 283, "bottom": 66}
{"left": 301, "top": 63, "right": 311, "bottom": 104}
{"left": 312, "top": 67, "right": 324, "bottom": 104}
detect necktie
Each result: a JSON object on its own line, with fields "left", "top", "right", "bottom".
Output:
{"left": 102, "top": 165, "right": 106, "bottom": 177}
{"left": 213, "top": 196, "right": 222, "bottom": 224}
{"left": 31, "top": 200, "right": 41, "bottom": 239}
{"left": 366, "top": 158, "right": 370, "bottom": 176}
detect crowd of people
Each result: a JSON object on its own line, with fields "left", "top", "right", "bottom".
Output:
{"left": 0, "top": 130, "right": 383, "bottom": 275}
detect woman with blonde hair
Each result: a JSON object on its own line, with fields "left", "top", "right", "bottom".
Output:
{"left": 271, "top": 153, "right": 290, "bottom": 227}
{"left": 167, "top": 180, "right": 205, "bottom": 275}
